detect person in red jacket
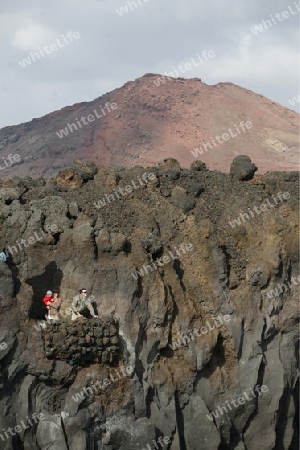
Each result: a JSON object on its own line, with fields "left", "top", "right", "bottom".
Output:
{"left": 42, "top": 290, "right": 53, "bottom": 320}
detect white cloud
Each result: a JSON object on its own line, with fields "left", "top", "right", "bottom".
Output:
{"left": 0, "top": 0, "right": 298, "bottom": 128}
{"left": 12, "top": 24, "right": 57, "bottom": 52}
{"left": 210, "top": 42, "right": 297, "bottom": 83}
{"left": 240, "top": 34, "right": 253, "bottom": 46}
{"left": 0, "top": 11, "right": 32, "bottom": 38}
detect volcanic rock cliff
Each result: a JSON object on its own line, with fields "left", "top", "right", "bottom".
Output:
{"left": 0, "top": 158, "right": 299, "bottom": 450}
{"left": 0, "top": 74, "right": 299, "bottom": 179}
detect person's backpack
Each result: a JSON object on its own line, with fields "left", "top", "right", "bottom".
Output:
{"left": 0, "top": 251, "right": 7, "bottom": 263}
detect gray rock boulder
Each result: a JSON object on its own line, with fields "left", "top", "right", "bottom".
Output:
{"left": 230, "top": 155, "right": 257, "bottom": 181}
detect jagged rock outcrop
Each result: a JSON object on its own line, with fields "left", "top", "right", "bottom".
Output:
{"left": 0, "top": 159, "right": 298, "bottom": 449}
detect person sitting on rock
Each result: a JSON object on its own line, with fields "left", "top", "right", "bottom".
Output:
{"left": 42, "top": 290, "right": 53, "bottom": 320}
{"left": 48, "top": 289, "right": 61, "bottom": 321}
{"left": 71, "top": 288, "right": 98, "bottom": 321}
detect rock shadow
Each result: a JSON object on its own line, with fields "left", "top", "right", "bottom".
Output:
{"left": 4, "top": 250, "right": 21, "bottom": 297}
{"left": 26, "top": 261, "right": 63, "bottom": 319}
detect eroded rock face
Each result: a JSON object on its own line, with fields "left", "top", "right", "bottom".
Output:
{"left": 0, "top": 161, "right": 299, "bottom": 449}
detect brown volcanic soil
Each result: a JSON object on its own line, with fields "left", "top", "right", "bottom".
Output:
{"left": 0, "top": 73, "right": 299, "bottom": 178}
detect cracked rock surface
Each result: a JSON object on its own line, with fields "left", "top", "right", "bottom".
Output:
{"left": 0, "top": 159, "right": 299, "bottom": 449}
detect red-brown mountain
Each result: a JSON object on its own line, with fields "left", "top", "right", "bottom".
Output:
{"left": 0, "top": 74, "right": 299, "bottom": 178}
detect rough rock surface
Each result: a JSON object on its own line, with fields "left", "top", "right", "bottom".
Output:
{"left": 42, "top": 319, "right": 119, "bottom": 365}
{"left": 0, "top": 158, "right": 299, "bottom": 449}
{"left": 230, "top": 155, "right": 257, "bottom": 181}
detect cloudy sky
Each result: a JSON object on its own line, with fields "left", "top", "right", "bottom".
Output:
{"left": 0, "top": 0, "right": 299, "bottom": 128}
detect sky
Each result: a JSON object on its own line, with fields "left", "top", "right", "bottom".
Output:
{"left": 0, "top": 0, "right": 299, "bottom": 129}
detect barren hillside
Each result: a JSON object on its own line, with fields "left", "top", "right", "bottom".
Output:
{"left": 0, "top": 74, "right": 299, "bottom": 179}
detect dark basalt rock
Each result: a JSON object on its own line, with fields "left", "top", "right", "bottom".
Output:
{"left": 0, "top": 163, "right": 298, "bottom": 450}
{"left": 230, "top": 155, "right": 257, "bottom": 181}
{"left": 42, "top": 318, "right": 119, "bottom": 365}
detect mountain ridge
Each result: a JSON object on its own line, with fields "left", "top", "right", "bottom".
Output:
{"left": 0, "top": 73, "right": 298, "bottom": 178}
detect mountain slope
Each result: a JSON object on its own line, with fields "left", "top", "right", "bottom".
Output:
{"left": 0, "top": 73, "right": 299, "bottom": 178}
